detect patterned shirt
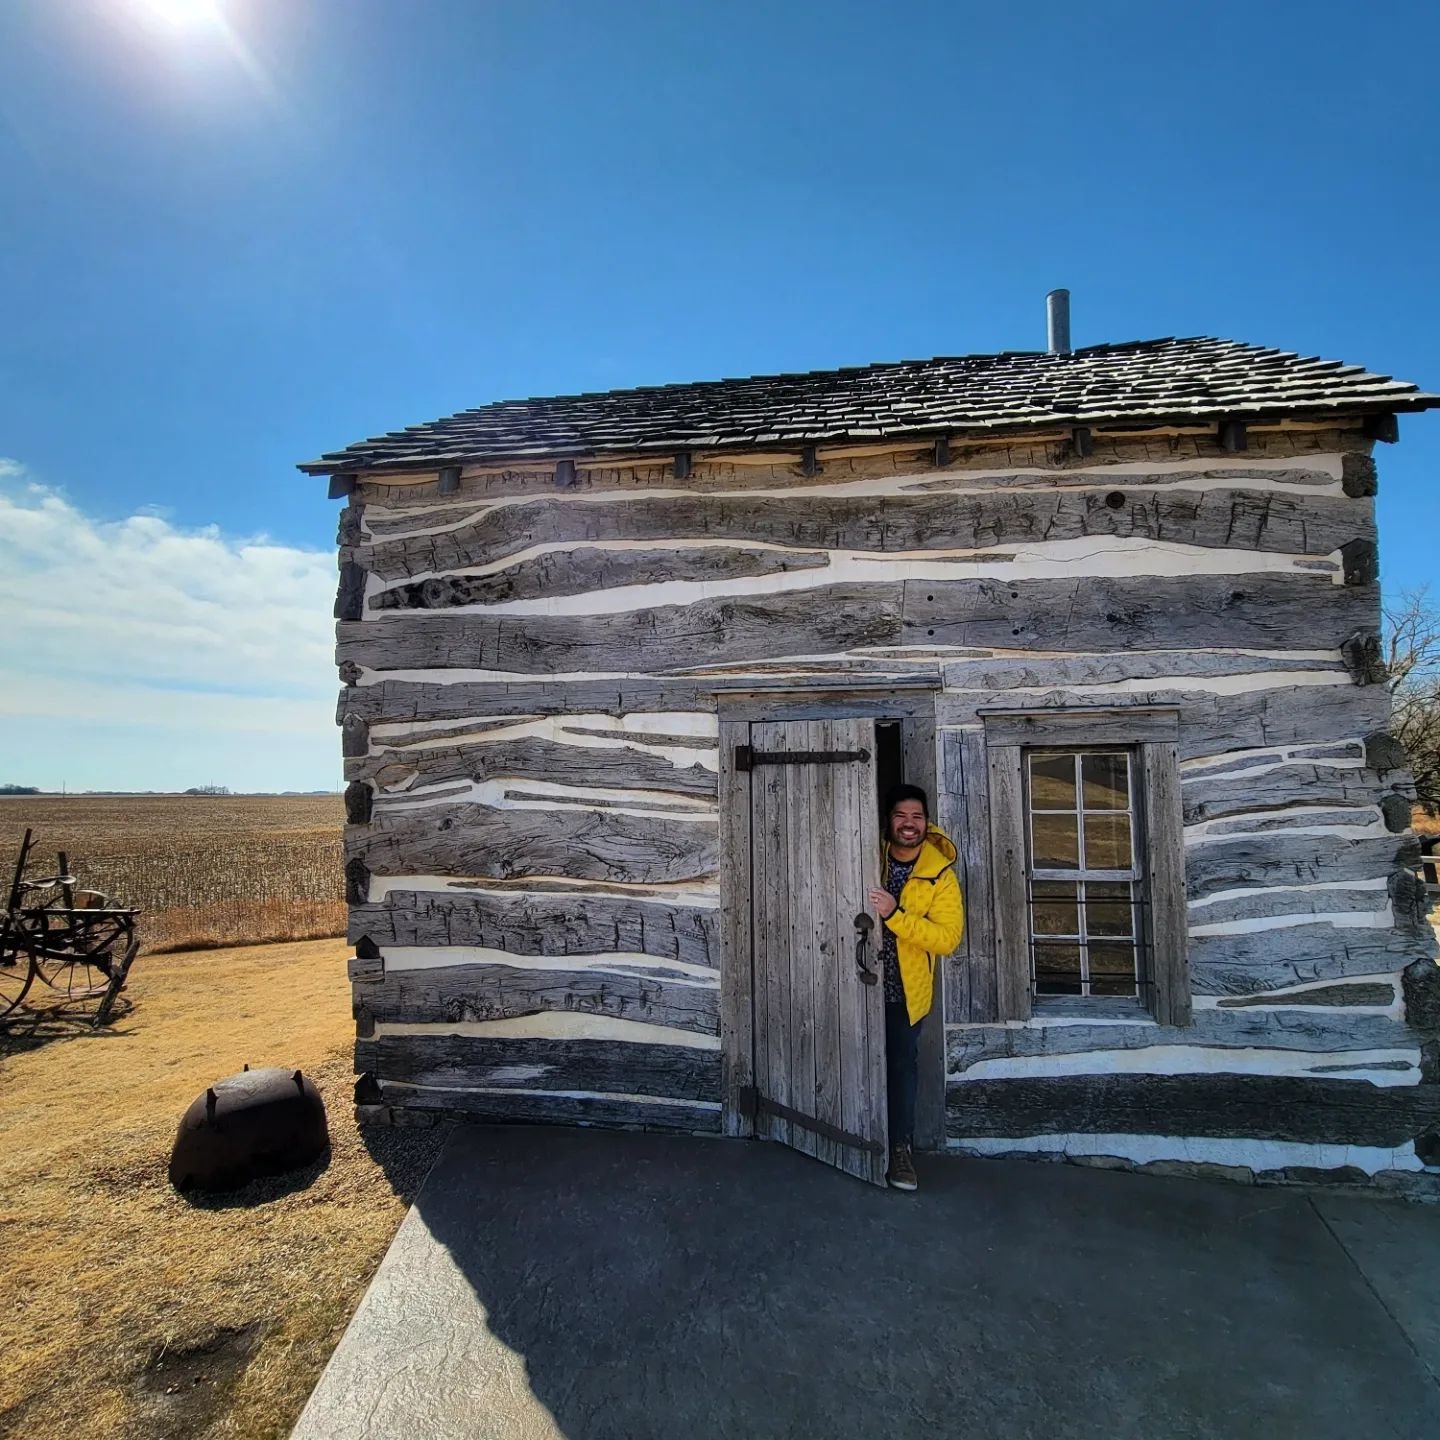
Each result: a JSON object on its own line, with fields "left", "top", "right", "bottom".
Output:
{"left": 879, "top": 853, "right": 917, "bottom": 1003}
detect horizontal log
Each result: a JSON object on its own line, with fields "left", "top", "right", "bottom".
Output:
{"left": 1198, "top": 807, "right": 1379, "bottom": 838}
{"left": 374, "top": 1083, "right": 721, "bottom": 1134}
{"left": 349, "top": 802, "right": 719, "bottom": 885}
{"left": 941, "top": 682, "right": 1391, "bottom": 764}
{"left": 1184, "top": 833, "right": 1414, "bottom": 900}
{"left": 356, "top": 1034, "right": 720, "bottom": 1101}
{"left": 359, "top": 962, "right": 718, "bottom": 1035}
{"left": 350, "top": 890, "right": 718, "bottom": 968}
{"left": 1188, "top": 885, "right": 1393, "bottom": 928}
{"left": 341, "top": 678, "right": 724, "bottom": 723}
{"left": 337, "top": 584, "right": 905, "bottom": 674}
{"left": 946, "top": 1008, "right": 1416, "bottom": 1073}
{"left": 942, "top": 651, "right": 1347, "bottom": 691}
{"left": 359, "top": 486, "right": 1369, "bottom": 580}
{"left": 906, "top": 576, "right": 1376, "bottom": 654}
{"left": 1189, "top": 921, "right": 1425, "bottom": 995}
{"left": 348, "top": 734, "right": 719, "bottom": 798}
{"left": 370, "top": 545, "right": 829, "bottom": 608}
{"left": 1216, "top": 982, "right": 1397, "bottom": 1009}
{"left": 1182, "top": 763, "right": 1382, "bottom": 826}
{"left": 945, "top": 1073, "right": 1440, "bottom": 1146}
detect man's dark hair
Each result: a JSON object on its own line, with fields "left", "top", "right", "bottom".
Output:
{"left": 884, "top": 783, "right": 929, "bottom": 819}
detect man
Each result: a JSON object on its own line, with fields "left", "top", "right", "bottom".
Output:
{"left": 866, "top": 784, "right": 964, "bottom": 1192}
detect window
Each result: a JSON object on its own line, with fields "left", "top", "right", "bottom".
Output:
{"left": 1027, "top": 750, "right": 1142, "bottom": 999}
{"left": 981, "top": 708, "right": 1190, "bottom": 1027}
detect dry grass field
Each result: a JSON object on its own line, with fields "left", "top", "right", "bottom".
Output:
{"left": 0, "top": 938, "right": 448, "bottom": 1440}
{"left": 0, "top": 795, "right": 345, "bottom": 955}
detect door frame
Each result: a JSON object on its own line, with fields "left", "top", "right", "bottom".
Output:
{"left": 716, "top": 685, "right": 943, "bottom": 1148}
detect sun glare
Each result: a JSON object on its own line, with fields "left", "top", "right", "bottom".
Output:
{"left": 136, "top": 0, "right": 225, "bottom": 29}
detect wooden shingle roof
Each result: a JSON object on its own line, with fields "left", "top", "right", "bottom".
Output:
{"left": 298, "top": 335, "right": 1440, "bottom": 474}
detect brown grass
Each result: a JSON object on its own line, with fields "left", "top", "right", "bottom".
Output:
{"left": 0, "top": 939, "right": 449, "bottom": 1440}
{"left": 0, "top": 796, "right": 346, "bottom": 955}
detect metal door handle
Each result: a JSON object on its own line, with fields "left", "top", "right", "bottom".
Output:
{"left": 854, "top": 912, "right": 877, "bottom": 986}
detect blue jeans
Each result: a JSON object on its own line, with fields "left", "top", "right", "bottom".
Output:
{"left": 885, "top": 1001, "right": 922, "bottom": 1148}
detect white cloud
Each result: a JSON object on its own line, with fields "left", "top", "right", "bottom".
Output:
{"left": 0, "top": 465, "right": 340, "bottom": 791}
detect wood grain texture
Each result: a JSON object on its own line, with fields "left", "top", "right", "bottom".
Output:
{"left": 942, "top": 652, "right": 1347, "bottom": 691}
{"left": 1184, "top": 833, "right": 1415, "bottom": 901}
{"left": 348, "top": 734, "right": 718, "bottom": 799}
{"left": 939, "top": 729, "right": 999, "bottom": 1024}
{"left": 337, "top": 583, "right": 905, "bottom": 674}
{"left": 986, "top": 743, "right": 1032, "bottom": 1022}
{"left": 1143, "top": 740, "right": 1191, "bottom": 1026}
{"left": 359, "top": 486, "right": 1369, "bottom": 579}
{"left": 341, "top": 678, "right": 721, "bottom": 723}
{"left": 906, "top": 576, "right": 1374, "bottom": 654}
{"left": 1182, "top": 764, "right": 1382, "bottom": 826}
{"left": 1189, "top": 885, "right": 1395, "bottom": 928}
{"left": 945, "top": 1008, "right": 1416, "bottom": 1073}
{"left": 371, "top": 545, "right": 829, "bottom": 608}
{"left": 941, "top": 683, "right": 1391, "bottom": 763}
{"left": 349, "top": 803, "right": 719, "bottom": 885}
{"left": 356, "top": 1033, "right": 720, "bottom": 1100}
{"left": 1215, "top": 982, "right": 1397, "bottom": 1008}
{"left": 374, "top": 1084, "right": 722, "bottom": 1133}
{"left": 945, "top": 1073, "right": 1440, "bottom": 1146}
{"left": 1189, "top": 922, "right": 1426, "bottom": 995}
{"left": 717, "top": 718, "right": 754, "bottom": 1137}
{"left": 357, "top": 961, "right": 718, "bottom": 1034}
{"left": 350, "top": 889, "right": 718, "bottom": 967}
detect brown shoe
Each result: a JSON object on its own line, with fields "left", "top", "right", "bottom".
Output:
{"left": 888, "top": 1144, "right": 918, "bottom": 1191}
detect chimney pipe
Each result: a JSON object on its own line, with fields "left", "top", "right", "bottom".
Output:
{"left": 1046, "top": 288, "right": 1071, "bottom": 355}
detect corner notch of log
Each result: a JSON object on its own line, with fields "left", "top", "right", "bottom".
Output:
{"left": 1340, "top": 629, "right": 1386, "bottom": 686}
{"left": 355, "top": 934, "right": 382, "bottom": 961}
{"left": 1341, "top": 453, "right": 1378, "bottom": 498}
{"left": 800, "top": 446, "right": 818, "bottom": 478}
{"left": 1365, "top": 731, "right": 1409, "bottom": 776}
{"left": 338, "top": 660, "right": 362, "bottom": 687}
{"left": 1071, "top": 426, "right": 1094, "bottom": 458}
{"left": 345, "top": 857, "right": 371, "bottom": 906}
{"left": 1363, "top": 413, "right": 1400, "bottom": 444}
{"left": 345, "top": 780, "right": 374, "bottom": 826}
{"left": 341, "top": 712, "right": 370, "bottom": 759}
{"left": 933, "top": 435, "right": 951, "bottom": 468}
{"left": 1379, "top": 790, "right": 1412, "bottom": 834}
{"left": 673, "top": 451, "right": 693, "bottom": 481}
{"left": 334, "top": 560, "right": 367, "bottom": 621}
{"left": 1338, "top": 538, "right": 1379, "bottom": 588}
{"left": 437, "top": 465, "right": 461, "bottom": 494}
{"left": 1218, "top": 419, "right": 1248, "bottom": 453}
{"left": 327, "top": 472, "right": 357, "bottom": 500}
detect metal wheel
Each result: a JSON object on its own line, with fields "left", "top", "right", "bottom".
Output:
{"left": 0, "top": 932, "right": 34, "bottom": 1018}
{"left": 27, "top": 910, "right": 125, "bottom": 1001}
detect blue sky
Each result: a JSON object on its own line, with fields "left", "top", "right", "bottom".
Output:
{"left": 1, "top": 0, "right": 1437, "bottom": 791}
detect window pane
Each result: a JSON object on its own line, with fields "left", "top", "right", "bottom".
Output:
{"left": 1085, "top": 884, "right": 1134, "bottom": 938}
{"left": 1082, "top": 752, "right": 1130, "bottom": 810}
{"left": 1034, "top": 942, "right": 1082, "bottom": 995}
{"left": 1029, "top": 753, "right": 1077, "bottom": 810}
{"left": 1089, "top": 941, "right": 1138, "bottom": 997}
{"left": 1032, "top": 813, "right": 1079, "bottom": 869}
{"left": 1083, "top": 812, "right": 1132, "bottom": 870}
{"left": 1032, "top": 880, "right": 1078, "bottom": 936}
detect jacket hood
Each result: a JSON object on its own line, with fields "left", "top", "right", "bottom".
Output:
{"left": 883, "top": 824, "right": 957, "bottom": 877}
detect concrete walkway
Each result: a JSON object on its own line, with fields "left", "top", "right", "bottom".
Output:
{"left": 292, "top": 1126, "right": 1440, "bottom": 1440}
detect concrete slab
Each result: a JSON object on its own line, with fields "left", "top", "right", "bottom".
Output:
{"left": 293, "top": 1128, "right": 1440, "bottom": 1440}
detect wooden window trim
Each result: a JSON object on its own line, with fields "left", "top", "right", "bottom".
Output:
{"left": 982, "top": 709, "right": 1189, "bottom": 1027}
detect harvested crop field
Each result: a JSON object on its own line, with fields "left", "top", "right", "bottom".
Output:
{"left": 0, "top": 795, "right": 345, "bottom": 954}
{"left": 0, "top": 938, "right": 449, "bottom": 1440}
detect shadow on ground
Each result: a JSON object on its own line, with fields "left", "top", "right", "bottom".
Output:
{"left": 0, "top": 995, "right": 134, "bottom": 1055}
{"left": 293, "top": 1126, "right": 1440, "bottom": 1440}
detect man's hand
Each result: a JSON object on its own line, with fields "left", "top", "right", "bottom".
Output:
{"left": 867, "top": 888, "right": 897, "bottom": 919}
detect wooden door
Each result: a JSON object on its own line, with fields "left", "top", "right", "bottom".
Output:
{"left": 747, "top": 718, "right": 888, "bottom": 1185}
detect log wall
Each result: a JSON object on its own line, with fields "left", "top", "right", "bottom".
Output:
{"left": 333, "top": 427, "right": 1440, "bottom": 1175}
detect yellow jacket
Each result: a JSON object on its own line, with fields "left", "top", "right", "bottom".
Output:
{"left": 881, "top": 826, "right": 965, "bottom": 1024}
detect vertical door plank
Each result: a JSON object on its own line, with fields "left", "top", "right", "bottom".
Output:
{"left": 718, "top": 719, "right": 754, "bottom": 1136}
{"left": 849, "top": 718, "right": 888, "bottom": 1185}
{"left": 755, "top": 721, "right": 792, "bottom": 1148}
{"left": 810, "top": 719, "right": 843, "bottom": 1171}
{"left": 987, "top": 742, "right": 1033, "bottom": 1023}
{"left": 784, "top": 721, "right": 820, "bottom": 1163}
{"left": 937, "top": 730, "right": 973, "bottom": 1025}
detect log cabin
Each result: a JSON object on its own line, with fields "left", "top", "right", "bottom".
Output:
{"left": 302, "top": 299, "right": 1440, "bottom": 1189}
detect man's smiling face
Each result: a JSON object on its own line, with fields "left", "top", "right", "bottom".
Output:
{"left": 888, "top": 799, "right": 927, "bottom": 850}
